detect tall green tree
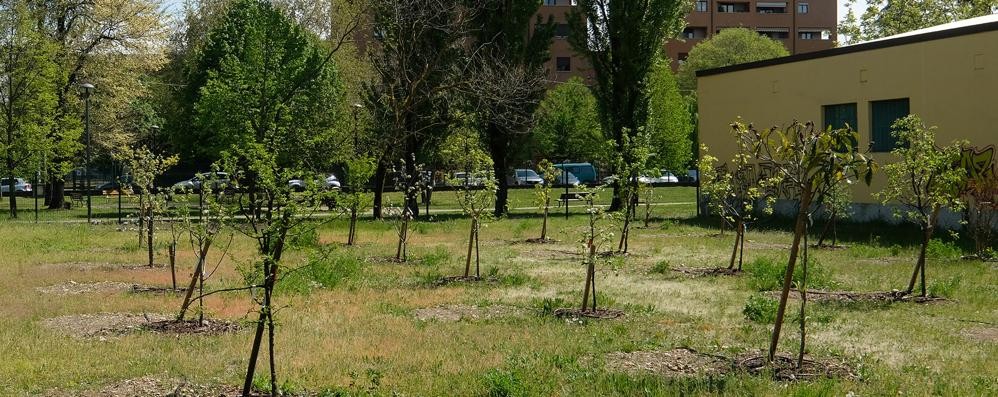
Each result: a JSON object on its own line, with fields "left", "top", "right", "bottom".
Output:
{"left": 568, "top": 0, "right": 687, "bottom": 210}
{"left": 839, "top": 0, "right": 998, "bottom": 45}
{"left": 464, "top": 0, "right": 553, "bottom": 216}
{"left": 676, "top": 27, "right": 788, "bottom": 93}
{"left": 645, "top": 57, "right": 693, "bottom": 172}
{"left": 365, "top": 0, "right": 467, "bottom": 218}
{"left": 29, "top": 0, "right": 168, "bottom": 209}
{"left": 0, "top": 0, "right": 58, "bottom": 218}
{"left": 186, "top": 1, "right": 343, "bottom": 395}
{"left": 531, "top": 77, "right": 607, "bottom": 163}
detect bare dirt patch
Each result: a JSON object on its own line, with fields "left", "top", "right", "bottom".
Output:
{"left": 672, "top": 267, "right": 742, "bottom": 277}
{"left": 553, "top": 308, "right": 624, "bottom": 320}
{"left": 431, "top": 275, "right": 499, "bottom": 286}
{"left": 42, "top": 312, "right": 172, "bottom": 338}
{"left": 41, "top": 313, "right": 238, "bottom": 338}
{"left": 413, "top": 304, "right": 524, "bottom": 322}
{"left": 605, "top": 348, "right": 731, "bottom": 378}
{"left": 36, "top": 281, "right": 132, "bottom": 295}
{"left": 41, "top": 376, "right": 241, "bottom": 397}
{"left": 961, "top": 326, "right": 998, "bottom": 343}
{"left": 522, "top": 237, "right": 559, "bottom": 244}
{"left": 41, "top": 262, "right": 163, "bottom": 272}
{"left": 736, "top": 353, "right": 858, "bottom": 381}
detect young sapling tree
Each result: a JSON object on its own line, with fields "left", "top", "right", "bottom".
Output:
{"left": 441, "top": 127, "right": 496, "bottom": 278}
{"left": 876, "top": 115, "right": 966, "bottom": 296}
{"left": 615, "top": 130, "right": 654, "bottom": 254}
{"left": 533, "top": 159, "right": 558, "bottom": 242}
{"left": 388, "top": 156, "right": 429, "bottom": 263}
{"left": 698, "top": 143, "right": 771, "bottom": 271}
{"left": 342, "top": 155, "right": 377, "bottom": 245}
{"left": 739, "top": 120, "right": 874, "bottom": 365}
{"left": 816, "top": 181, "right": 852, "bottom": 248}
{"left": 123, "top": 146, "right": 178, "bottom": 267}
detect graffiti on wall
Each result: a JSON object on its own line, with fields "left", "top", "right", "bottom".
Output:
{"left": 961, "top": 145, "right": 996, "bottom": 184}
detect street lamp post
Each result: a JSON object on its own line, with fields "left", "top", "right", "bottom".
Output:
{"left": 351, "top": 103, "right": 363, "bottom": 153}
{"left": 80, "top": 83, "right": 95, "bottom": 224}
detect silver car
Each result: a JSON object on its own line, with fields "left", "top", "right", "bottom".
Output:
{"left": 511, "top": 169, "right": 544, "bottom": 185}
{"left": 548, "top": 170, "right": 580, "bottom": 187}
{"left": 289, "top": 174, "right": 341, "bottom": 191}
{"left": 0, "top": 178, "right": 32, "bottom": 195}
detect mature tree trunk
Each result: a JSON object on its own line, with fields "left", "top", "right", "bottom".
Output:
{"left": 768, "top": 188, "right": 813, "bottom": 362}
{"left": 48, "top": 178, "right": 65, "bottom": 209}
{"left": 488, "top": 124, "right": 509, "bottom": 217}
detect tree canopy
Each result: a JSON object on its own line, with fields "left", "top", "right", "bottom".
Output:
{"left": 839, "top": 0, "right": 998, "bottom": 45}
{"left": 531, "top": 77, "right": 607, "bottom": 163}
{"left": 677, "top": 28, "right": 789, "bottom": 93}
{"left": 646, "top": 58, "right": 693, "bottom": 171}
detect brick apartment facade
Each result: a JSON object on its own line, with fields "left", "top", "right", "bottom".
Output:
{"left": 536, "top": 0, "right": 837, "bottom": 82}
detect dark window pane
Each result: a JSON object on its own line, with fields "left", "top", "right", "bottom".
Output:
{"left": 870, "top": 98, "right": 910, "bottom": 152}
{"left": 556, "top": 57, "right": 571, "bottom": 72}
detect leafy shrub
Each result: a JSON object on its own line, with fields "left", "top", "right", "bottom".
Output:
{"left": 929, "top": 275, "right": 962, "bottom": 298}
{"left": 743, "top": 294, "right": 777, "bottom": 323}
{"left": 421, "top": 246, "right": 451, "bottom": 267}
{"left": 650, "top": 260, "right": 671, "bottom": 274}
{"left": 537, "top": 297, "right": 569, "bottom": 316}
{"left": 287, "top": 227, "right": 319, "bottom": 249}
{"left": 483, "top": 368, "right": 527, "bottom": 397}
{"left": 926, "top": 239, "right": 962, "bottom": 260}
{"left": 746, "top": 256, "right": 837, "bottom": 291}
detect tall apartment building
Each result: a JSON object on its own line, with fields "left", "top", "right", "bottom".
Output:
{"left": 536, "top": 0, "right": 837, "bottom": 82}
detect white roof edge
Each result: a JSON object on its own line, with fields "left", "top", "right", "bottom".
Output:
{"left": 848, "top": 13, "right": 998, "bottom": 46}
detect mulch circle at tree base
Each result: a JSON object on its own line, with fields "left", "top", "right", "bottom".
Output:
{"left": 129, "top": 285, "right": 188, "bottom": 294}
{"left": 553, "top": 308, "right": 624, "bottom": 319}
{"left": 769, "top": 289, "right": 949, "bottom": 304}
{"left": 672, "top": 267, "right": 742, "bottom": 277}
{"left": 142, "top": 319, "right": 240, "bottom": 335}
{"left": 736, "top": 354, "right": 858, "bottom": 381}
{"left": 522, "top": 237, "right": 558, "bottom": 244}
{"left": 433, "top": 275, "right": 492, "bottom": 286}
{"left": 604, "top": 348, "right": 732, "bottom": 378}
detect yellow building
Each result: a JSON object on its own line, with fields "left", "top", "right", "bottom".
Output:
{"left": 696, "top": 14, "right": 998, "bottom": 219}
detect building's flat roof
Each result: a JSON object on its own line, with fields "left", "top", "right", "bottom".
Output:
{"left": 696, "top": 14, "right": 998, "bottom": 77}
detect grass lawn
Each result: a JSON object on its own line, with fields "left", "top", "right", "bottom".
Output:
{"left": 1, "top": 187, "right": 995, "bottom": 395}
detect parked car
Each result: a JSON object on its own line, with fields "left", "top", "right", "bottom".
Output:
{"left": 553, "top": 162, "right": 597, "bottom": 183}
{"left": 97, "top": 180, "right": 139, "bottom": 194}
{"left": 452, "top": 171, "right": 488, "bottom": 187}
{"left": 511, "top": 169, "right": 544, "bottom": 185}
{"left": 0, "top": 177, "right": 31, "bottom": 195}
{"left": 547, "top": 169, "right": 580, "bottom": 187}
{"left": 172, "top": 172, "right": 231, "bottom": 193}
{"left": 289, "top": 174, "right": 341, "bottom": 191}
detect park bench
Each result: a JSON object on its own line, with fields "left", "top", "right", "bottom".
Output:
{"left": 557, "top": 192, "right": 590, "bottom": 207}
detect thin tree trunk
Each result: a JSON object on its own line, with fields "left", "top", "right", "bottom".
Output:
{"left": 464, "top": 218, "right": 475, "bottom": 277}
{"left": 348, "top": 207, "right": 357, "bottom": 245}
{"left": 907, "top": 220, "right": 935, "bottom": 295}
{"left": 474, "top": 223, "right": 481, "bottom": 278}
{"left": 267, "top": 302, "right": 277, "bottom": 397}
{"left": 738, "top": 222, "right": 746, "bottom": 271}
{"left": 798, "top": 225, "right": 809, "bottom": 369}
{"left": 768, "top": 188, "right": 813, "bottom": 363}
{"left": 540, "top": 201, "right": 549, "bottom": 240}
{"left": 169, "top": 241, "right": 177, "bottom": 290}
{"left": 242, "top": 306, "right": 267, "bottom": 396}
{"left": 147, "top": 208, "right": 155, "bottom": 267}
{"left": 138, "top": 194, "right": 145, "bottom": 247}
{"left": 372, "top": 160, "right": 386, "bottom": 219}
{"left": 728, "top": 220, "right": 741, "bottom": 269}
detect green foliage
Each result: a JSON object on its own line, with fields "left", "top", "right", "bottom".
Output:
{"left": 929, "top": 275, "right": 962, "bottom": 298}
{"left": 0, "top": 1, "right": 59, "bottom": 216}
{"left": 677, "top": 28, "right": 788, "bottom": 92}
{"left": 651, "top": 260, "right": 671, "bottom": 274}
{"left": 743, "top": 294, "right": 778, "bottom": 323}
{"left": 483, "top": 368, "right": 528, "bottom": 397}
{"left": 926, "top": 239, "right": 962, "bottom": 260}
{"left": 645, "top": 58, "right": 694, "bottom": 171}
{"left": 421, "top": 246, "right": 453, "bottom": 267}
{"left": 187, "top": 0, "right": 342, "bottom": 167}
{"left": 531, "top": 77, "right": 606, "bottom": 162}
{"left": 838, "top": 0, "right": 998, "bottom": 45}
{"left": 568, "top": 0, "right": 687, "bottom": 158}
{"left": 876, "top": 115, "right": 966, "bottom": 228}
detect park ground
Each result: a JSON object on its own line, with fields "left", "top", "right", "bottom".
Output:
{"left": 1, "top": 187, "right": 996, "bottom": 396}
